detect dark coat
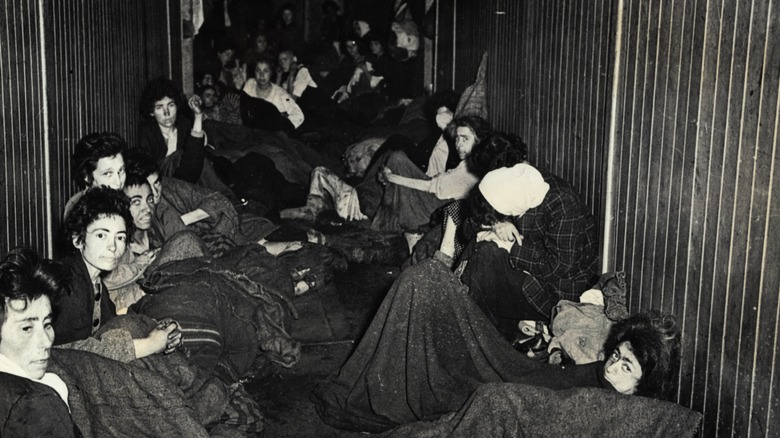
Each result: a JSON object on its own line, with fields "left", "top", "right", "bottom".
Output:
{"left": 0, "top": 372, "right": 81, "bottom": 437}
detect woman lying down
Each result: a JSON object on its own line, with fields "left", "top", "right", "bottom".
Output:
{"left": 313, "top": 164, "right": 701, "bottom": 436}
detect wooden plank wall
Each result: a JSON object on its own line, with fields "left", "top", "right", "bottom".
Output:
{"left": 0, "top": 0, "right": 179, "bottom": 257}
{"left": 437, "top": 0, "right": 780, "bottom": 436}
{"left": 0, "top": 0, "right": 49, "bottom": 255}
{"left": 436, "top": 0, "right": 613, "bottom": 240}
{"left": 611, "top": 0, "right": 780, "bottom": 436}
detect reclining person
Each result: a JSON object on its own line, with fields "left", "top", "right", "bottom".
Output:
{"left": 280, "top": 91, "right": 471, "bottom": 227}
{"left": 0, "top": 247, "right": 81, "bottom": 437}
{"left": 123, "top": 149, "right": 297, "bottom": 257}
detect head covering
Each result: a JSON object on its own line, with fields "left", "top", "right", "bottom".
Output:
{"left": 479, "top": 163, "right": 550, "bottom": 216}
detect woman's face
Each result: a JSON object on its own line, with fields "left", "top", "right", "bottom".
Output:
{"left": 147, "top": 172, "right": 163, "bottom": 205}
{"left": 0, "top": 296, "right": 54, "bottom": 379}
{"left": 603, "top": 341, "right": 643, "bottom": 395}
{"left": 125, "top": 183, "right": 154, "bottom": 231}
{"left": 254, "top": 62, "right": 273, "bottom": 87}
{"left": 370, "top": 41, "right": 383, "bottom": 56}
{"left": 152, "top": 96, "right": 177, "bottom": 129}
{"left": 282, "top": 9, "right": 294, "bottom": 26}
{"left": 345, "top": 40, "right": 359, "bottom": 58}
{"left": 455, "top": 126, "right": 477, "bottom": 160}
{"left": 255, "top": 35, "right": 268, "bottom": 53}
{"left": 279, "top": 52, "right": 295, "bottom": 72}
{"left": 90, "top": 154, "right": 126, "bottom": 189}
{"left": 217, "top": 49, "right": 235, "bottom": 66}
{"left": 73, "top": 214, "right": 127, "bottom": 273}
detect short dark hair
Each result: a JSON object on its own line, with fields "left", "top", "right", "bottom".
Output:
{"left": 467, "top": 187, "right": 510, "bottom": 227}
{"left": 72, "top": 132, "right": 126, "bottom": 189}
{"left": 64, "top": 187, "right": 134, "bottom": 247}
{"left": 0, "top": 247, "right": 69, "bottom": 327}
{"left": 252, "top": 58, "right": 277, "bottom": 80}
{"left": 469, "top": 132, "right": 529, "bottom": 178}
{"left": 449, "top": 115, "right": 492, "bottom": 146}
{"left": 123, "top": 149, "right": 159, "bottom": 182}
{"left": 423, "top": 89, "right": 460, "bottom": 123}
{"left": 603, "top": 311, "right": 681, "bottom": 399}
{"left": 139, "top": 77, "right": 181, "bottom": 117}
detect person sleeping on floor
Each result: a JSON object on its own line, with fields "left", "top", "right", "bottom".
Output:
{"left": 312, "top": 163, "right": 684, "bottom": 434}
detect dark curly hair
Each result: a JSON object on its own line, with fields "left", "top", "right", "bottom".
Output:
{"left": 251, "top": 58, "right": 277, "bottom": 81}
{"left": 139, "top": 77, "right": 182, "bottom": 117}
{"left": 469, "top": 132, "right": 529, "bottom": 178}
{"left": 467, "top": 186, "right": 511, "bottom": 227}
{"left": 123, "top": 149, "right": 159, "bottom": 182}
{"left": 64, "top": 187, "right": 134, "bottom": 247}
{"left": 0, "top": 247, "right": 69, "bottom": 327}
{"left": 603, "top": 311, "right": 681, "bottom": 399}
{"left": 449, "top": 115, "right": 492, "bottom": 147}
{"left": 72, "top": 132, "right": 126, "bottom": 189}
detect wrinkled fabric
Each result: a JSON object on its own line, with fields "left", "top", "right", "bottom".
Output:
{"left": 313, "top": 255, "right": 611, "bottom": 433}
{"left": 548, "top": 300, "right": 613, "bottom": 364}
{"left": 48, "top": 348, "right": 214, "bottom": 438}
{"left": 386, "top": 382, "right": 702, "bottom": 438}
{"left": 135, "top": 245, "right": 300, "bottom": 380}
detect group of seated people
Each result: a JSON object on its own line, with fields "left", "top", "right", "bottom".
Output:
{"left": 195, "top": 1, "right": 422, "bottom": 136}
{"left": 1, "top": 64, "right": 702, "bottom": 434}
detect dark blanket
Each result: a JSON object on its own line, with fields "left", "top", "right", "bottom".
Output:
{"left": 387, "top": 382, "right": 702, "bottom": 438}
{"left": 135, "top": 245, "right": 300, "bottom": 382}
{"left": 204, "top": 119, "right": 335, "bottom": 185}
{"left": 312, "top": 255, "right": 700, "bottom": 434}
{"left": 49, "top": 348, "right": 212, "bottom": 438}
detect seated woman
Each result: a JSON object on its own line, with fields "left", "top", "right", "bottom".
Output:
{"left": 0, "top": 248, "right": 259, "bottom": 436}
{"left": 55, "top": 187, "right": 181, "bottom": 362}
{"left": 242, "top": 58, "right": 305, "bottom": 131}
{"left": 63, "top": 131, "right": 127, "bottom": 219}
{"left": 0, "top": 247, "right": 81, "bottom": 437}
{"left": 137, "top": 77, "right": 234, "bottom": 199}
{"left": 276, "top": 49, "right": 318, "bottom": 101}
{"left": 369, "top": 115, "right": 490, "bottom": 232}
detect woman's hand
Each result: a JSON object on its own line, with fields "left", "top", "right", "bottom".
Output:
{"left": 155, "top": 318, "right": 182, "bottom": 355}
{"left": 133, "top": 319, "right": 182, "bottom": 358}
{"left": 491, "top": 222, "right": 523, "bottom": 245}
{"left": 188, "top": 95, "right": 203, "bottom": 116}
{"left": 136, "top": 248, "right": 160, "bottom": 265}
{"left": 378, "top": 166, "right": 393, "bottom": 186}
{"left": 477, "top": 229, "right": 515, "bottom": 253}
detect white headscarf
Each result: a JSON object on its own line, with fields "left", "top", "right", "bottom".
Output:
{"left": 478, "top": 163, "right": 550, "bottom": 216}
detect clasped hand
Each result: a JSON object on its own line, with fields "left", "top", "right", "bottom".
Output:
{"left": 476, "top": 222, "right": 522, "bottom": 253}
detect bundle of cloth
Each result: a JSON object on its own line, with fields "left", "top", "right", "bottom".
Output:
{"left": 133, "top": 244, "right": 301, "bottom": 382}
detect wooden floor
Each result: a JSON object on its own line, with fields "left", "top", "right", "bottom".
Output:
{"left": 245, "top": 262, "right": 400, "bottom": 437}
